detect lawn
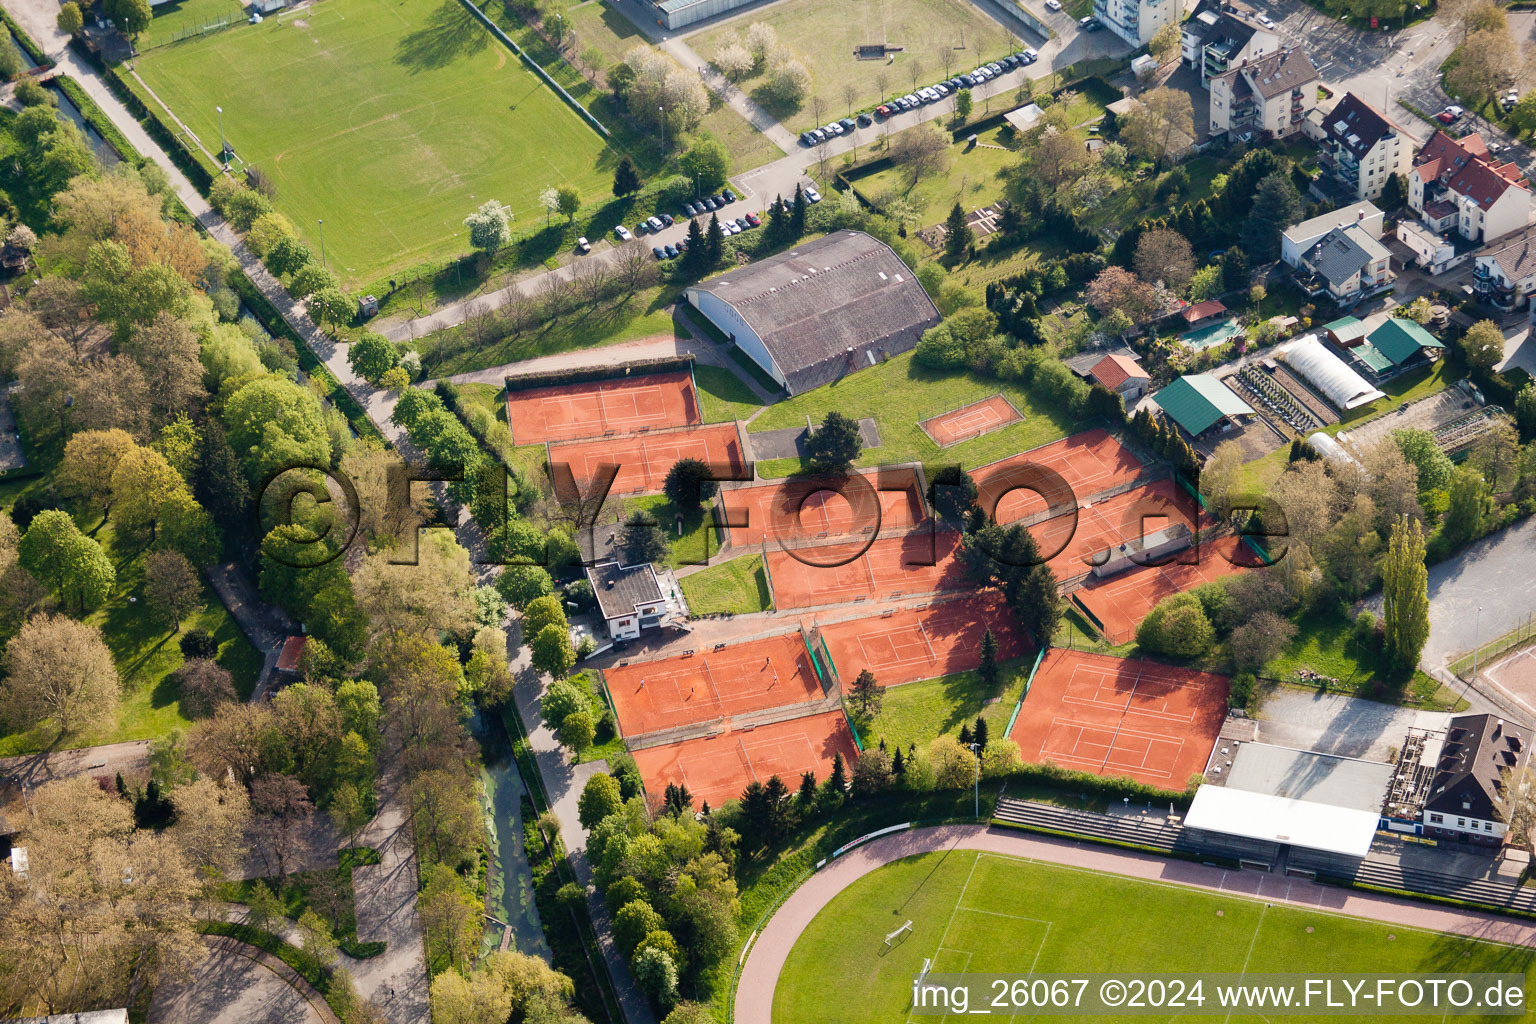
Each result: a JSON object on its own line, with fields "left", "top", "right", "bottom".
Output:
{"left": 678, "top": 554, "right": 772, "bottom": 615}
{"left": 773, "top": 849, "right": 1535, "bottom": 1023}
{"left": 139, "top": 0, "right": 244, "bottom": 50}
{"left": 694, "top": 364, "right": 764, "bottom": 423}
{"left": 850, "top": 657, "right": 1031, "bottom": 753}
{"left": 689, "top": 0, "right": 1022, "bottom": 131}
{"left": 415, "top": 282, "right": 682, "bottom": 377}
{"left": 747, "top": 351, "right": 1081, "bottom": 476}
{"left": 0, "top": 522, "right": 263, "bottom": 756}
{"left": 220, "top": 847, "right": 386, "bottom": 958}
{"left": 1263, "top": 610, "right": 1466, "bottom": 711}
{"left": 132, "top": 0, "right": 616, "bottom": 288}
{"left": 850, "top": 124, "right": 1019, "bottom": 229}
{"left": 622, "top": 494, "right": 719, "bottom": 569}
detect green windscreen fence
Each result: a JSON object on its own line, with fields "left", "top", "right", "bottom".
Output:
{"left": 1004, "top": 646, "right": 1048, "bottom": 737}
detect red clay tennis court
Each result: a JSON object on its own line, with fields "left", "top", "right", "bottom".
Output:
{"left": 548, "top": 422, "right": 745, "bottom": 496}
{"left": 1074, "top": 534, "right": 1254, "bottom": 644}
{"left": 767, "top": 530, "right": 967, "bottom": 610}
{"left": 977, "top": 428, "right": 1146, "bottom": 521}
{"left": 1021, "top": 478, "right": 1204, "bottom": 580}
{"left": 1010, "top": 649, "right": 1227, "bottom": 790}
{"left": 631, "top": 711, "right": 858, "bottom": 811}
{"left": 603, "top": 632, "right": 824, "bottom": 738}
{"left": 920, "top": 395, "right": 1022, "bottom": 447}
{"left": 719, "top": 474, "right": 926, "bottom": 547}
{"left": 817, "top": 594, "right": 1029, "bottom": 687}
{"left": 506, "top": 371, "right": 701, "bottom": 444}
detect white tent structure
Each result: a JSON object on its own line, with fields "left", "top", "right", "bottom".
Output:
{"left": 1304, "top": 431, "right": 1359, "bottom": 468}
{"left": 1184, "top": 786, "right": 1380, "bottom": 858}
{"left": 1275, "top": 334, "right": 1385, "bottom": 411}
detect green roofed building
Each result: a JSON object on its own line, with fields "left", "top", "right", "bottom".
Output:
{"left": 1342, "top": 317, "right": 1445, "bottom": 381}
{"left": 1322, "top": 316, "right": 1368, "bottom": 346}
{"left": 1151, "top": 373, "right": 1255, "bottom": 439}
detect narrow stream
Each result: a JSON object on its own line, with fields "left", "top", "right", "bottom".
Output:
{"left": 473, "top": 708, "right": 550, "bottom": 962}
{"left": 9, "top": 29, "right": 121, "bottom": 166}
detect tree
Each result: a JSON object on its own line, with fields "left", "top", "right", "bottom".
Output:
{"left": 705, "top": 213, "right": 724, "bottom": 265}
{"left": 1133, "top": 229, "right": 1195, "bottom": 292}
{"left": 1447, "top": 28, "right": 1521, "bottom": 105}
{"left": 18, "top": 510, "right": 114, "bottom": 614}
{"left": 462, "top": 199, "right": 513, "bottom": 259}
{"left": 680, "top": 138, "right": 730, "bottom": 195}
{"left": 973, "top": 716, "right": 988, "bottom": 753}
{"left": 955, "top": 88, "right": 973, "bottom": 122}
{"left": 144, "top": 549, "right": 201, "bottom": 632}
{"left": 347, "top": 333, "right": 398, "bottom": 385}
{"left": 1443, "top": 466, "right": 1487, "bottom": 545}
{"left": 1135, "top": 592, "right": 1215, "bottom": 657}
{"left": 1241, "top": 172, "right": 1303, "bottom": 260}
{"left": 1382, "top": 514, "right": 1430, "bottom": 672}
{"left": 928, "top": 735, "right": 978, "bottom": 790}
{"left": 105, "top": 0, "right": 151, "bottom": 41}
{"left": 1201, "top": 440, "right": 1244, "bottom": 518}
{"left": 531, "top": 623, "right": 577, "bottom": 679}
{"left": 849, "top": 668, "right": 881, "bottom": 716}
{"left": 1227, "top": 610, "right": 1296, "bottom": 672}
{"left": 1462, "top": 319, "right": 1505, "bottom": 372}
{"left": 805, "top": 411, "right": 862, "bottom": 472}
{"left": 1149, "top": 21, "right": 1180, "bottom": 64}
{"left": 561, "top": 710, "right": 595, "bottom": 751}
{"left": 745, "top": 22, "right": 777, "bottom": 62}
{"left": 1511, "top": 93, "right": 1536, "bottom": 137}
{"left": 1392, "top": 428, "right": 1454, "bottom": 492}
{"left": 765, "top": 57, "right": 811, "bottom": 107}
{"left": 309, "top": 286, "right": 353, "bottom": 330}
{"left": 174, "top": 658, "right": 235, "bottom": 718}
{"left": 978, "top": 628, "right": 999, "bottom": 687}
{"left": 1122, "top": 87, "right": 1193, "bottom": 167}
{"left": 1380, "top": 172, "right": 1407, "bottom": 211}
{"left": 663, "top": 458, "right": 719, "bottom": 511}
{"left": 619, "top": 510, "right": 669, "bottom": 566}
{"left": 2, "top": 613, "right": 119, "bottom": 735}
{"left": 353, "top": 532, "right": 477, "bottom": 639}
{"left": 421, "top": 864, "right": 481, "bottom": 972}
{"left": 889, "top": 122, "right": 950, "bottom": 187}
{"left": 613, "top": 157, "right": 641, "bottom": 197}
{"left": 944, "top": 202, "right": 973, "bottom": 262}
{"left": 1085, "top": 266, "right": 1165, "bottom": 323}
{"left": 556, "top": 186, "right": 581, "bottom": 224}
{"left": 57, "top": 1, "right": 83, "bottom": 35}
{"left": 633, "top": 946, "right": 679, "bottom": 1006}
{"left": 409, "top": 769, "right": 481, "bottom": 869}
{"left": 579, "top": 772, "right": 624, "bottom": 829}
{"left": 715, "top": 40, "right": 753, "bottom": 80}
{"left": 1472, "top": 419, "right": 1520, "bottom": 492}
{"left": 1222, "top": 246, "right": 1249, "bottom": 291}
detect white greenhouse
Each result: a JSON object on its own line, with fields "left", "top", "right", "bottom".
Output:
{"left": 1274, "top": 334, "right": 1385, "bottom": 411}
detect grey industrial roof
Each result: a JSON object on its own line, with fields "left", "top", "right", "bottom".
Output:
{"left": 1224, "top": 742, "right": 1393, "bottom": 813}
{"left": 589, "top": 560, "right": 663, "bottom": 621}
{"left": 689, "top": 231, "right": 941, "bottom": 395}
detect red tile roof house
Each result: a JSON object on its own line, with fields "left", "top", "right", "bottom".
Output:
{"left": 1409, "top": 130, "right": 1532, "bottom": 245}
{"left": 1089, "top": 353, "right": 1152, "bottom": 399}
{"left": 1180, "top": 299, "right": 1230, "bottom": 331}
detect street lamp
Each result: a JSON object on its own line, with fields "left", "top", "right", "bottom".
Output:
{"left": 318, "top": 218, "right": 326, "bottom": 268}
{"left": 216, "top": 105, "right": 227, "bottom": 164}
{"left": 969, "top": 740, "right": 981, "bottom": 820}
{"left": 1473, "top": 604, "right": 1484, "bottom": 679}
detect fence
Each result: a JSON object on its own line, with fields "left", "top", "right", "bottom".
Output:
{"left": 144, "top": 13, "right": 242, "bottom": 49}
{"left": 1450, "top": 613, "right": 1536, "bottom": 681}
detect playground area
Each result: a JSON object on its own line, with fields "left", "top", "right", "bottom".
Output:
{"left": 975, "top": 428, "right": 1147, "bottom": 522}
{"left": 603, "top": 632, "right": 825, "bottom": 738}
{"left": 766, "top": 531, "right": 967, "bottom": 610}
{"left": 1010, "top": 649, "right": 1228, "bottom": 790}
{"left": 505, "top": 371, "right": 701, "bottom": 444}
{"left": 547, "top": 422, "right": 745, "bottom": 496}
{"left": 919, "top": 395, "right": 1023, "bottom": 448}
{"left": 816, "top": 595, "right": 1028, "bottom": 688}
{"left": 1074, "top": 534, "right": 1255, "bottom": 644}
{"left": 719, "top": 472, "right": 926, "bottom": 548}
{"left": 630, "top": 710, "right": 859, "bottom": 811}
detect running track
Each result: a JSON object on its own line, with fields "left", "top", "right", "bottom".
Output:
{"left": 732, "top": 824, "right": 1536, "bottom": 1024}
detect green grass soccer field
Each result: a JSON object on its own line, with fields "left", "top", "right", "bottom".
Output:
{"left": 133, "top": 0, "right": 615, "bottom": 287}
{"left": 773, "top": 850, "right": 1535, "bottom": 1023}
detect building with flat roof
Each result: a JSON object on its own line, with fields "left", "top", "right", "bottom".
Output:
{"left": 589, "top": 560, "right": 668, "bottom": 641}
{"left": 647, "top": 0, "right": 752, "bottom": 29}
{"left": 1280, "top": 200, "right": 1383, "bottom": 267}
{"left": 1181, "top": 0, "right": 1279, "bottom": 87}
{"left": 684, "top": 231, "right": 941, "bottom": 396}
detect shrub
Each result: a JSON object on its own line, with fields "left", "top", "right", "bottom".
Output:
{"left": 1135, "top": 592, "right": 1214, "bottom": 657}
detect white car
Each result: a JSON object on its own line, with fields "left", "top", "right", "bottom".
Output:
{"left": 576, "top": 237, "right": 590, "bottom": 253}
{"left": 1258, "top": 13, "right": 1275, "bottom": 27}
{"left": 1045, "top": 0, "right": 1062, "bottom": 10}
{"left": 803, "top": 184, "right": 822, "bottom": 203}
{"left": 614, "top": 225, "right": 633, "bottom": 241}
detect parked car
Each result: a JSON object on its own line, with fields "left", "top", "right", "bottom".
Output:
{"left": 986, "top": 62, "right": 1002, "bottom": 74}
{"left": 1438, "top": 105, "right": 1464, "bottom": 123}
{"left": 811, "top": 127, "right": 826, "bottom": 142}
{"left": 713, "top": 193, "right": 727, "bottom": 206}
{"left": 804, "top": 184, "right": 822, "bottom": 203}
{"left": 724, "top": 220, "right": 740, "bottom": 235}
{"left": 876, "top": 104, "right": 892, "bottom": 117}
{"left": 651, "top": 246, "right": 665, "bottom": 260}
{"left": 1080, "top": 15, "right": 1102, "bottom": 29}
{"left": 1001, "top": 55, "right": 1018, "bottom": 69}
{"left": 660, "top": 212, "right": 674, "bottom": 227}
{"left": 745, "top": 212, "right": 762, "bottom": 227}
{"left": 1045, "top": 0, "right": 1061, "bottom": 10}
{"left": 1022, "top": 48, "right": 1039, "bottom": 62}
{"left": 840, "top": 117, "right": 857, "bottom": 132}
{"left": 576, "top": 237, "right": 590, "bottom": 253}
{"left": 663, "top": 244, "right": 678, "bottom": 259}
{"left": 723, "top": 188, "right": 737, "bottom": 202}
{"left": 646, "top": 216, "right": 663, "bottom": 232}
{"left": 1503, "top": 90, "right": 1520, "bottom": 111}
{"left": 682, "top": 201, "right": 697, "bottom": 216}
{"left": 614, "top": 225, "right": 633, "bottom": 241}
{"left": 735, "top": 217, "right": 750, "bottom": 231}
{"left": 857, "top": 112, "right": 873, "bottom": 127}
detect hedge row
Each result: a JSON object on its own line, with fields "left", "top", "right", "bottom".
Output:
{"left": 1, "top": 9, "right": 51, "bottom": 66}
{"left": 52, "top": 75, "right": 133, "bottom": 165}
{"left": 502, "top": 353, "right": 696, "bottom": 392}
{"left": 228, "top": 273, "right": 390, "bottom": 448}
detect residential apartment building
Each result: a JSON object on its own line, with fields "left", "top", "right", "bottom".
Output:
{"left": 1305, "top": 93, "right": 1411, "bottom": 203}
{"left": 1293, "top": 223, "right": 1394, "bottom": 306}
{"left": 1095, "top": 0, "right": 1183, "bottom": 48}
{"left": 1473, "top": 221, "right": 1536, "bottom": 309}
{"left": 1209, "top": 48, "right": 1318, "bottom": 140}
{"left": 1410, "top": 130, "right": 1532, "bottom": 245}
{"left": 1181, "top": 0, "right": 1279, "bottom": 87}
{"left": 1279, "top": 200, "right": 1383, "bottom": 268}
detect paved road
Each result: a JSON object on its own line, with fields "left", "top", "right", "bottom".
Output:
{"left": 1251, "top": 689, "right": 1434, "bottom": 761}
{"left": 733, "top": 823, "right": 1536, "bottom": 1024}
{"left": 348, "top": 769, "right": 431, "bottom": 1024}
{"left": 150, "top": 937, "right": 333, "bottom": 1024}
